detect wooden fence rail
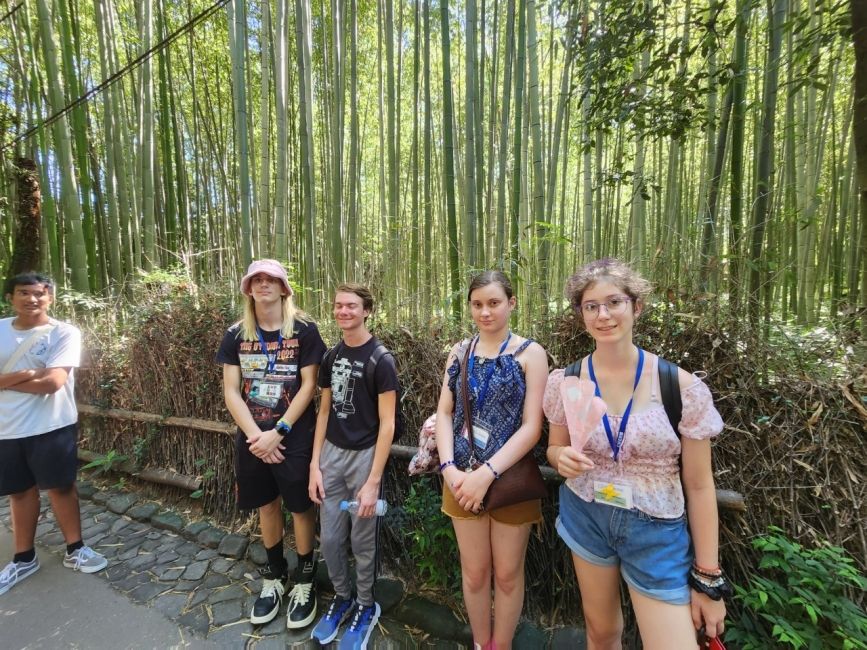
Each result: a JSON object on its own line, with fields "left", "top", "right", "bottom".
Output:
{"left": 78, "top": 403, "right": 746, "bottom": 512}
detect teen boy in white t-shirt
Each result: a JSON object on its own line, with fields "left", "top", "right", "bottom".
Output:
{"left": 0, "top": 272, "right": 107, "bottom": 597}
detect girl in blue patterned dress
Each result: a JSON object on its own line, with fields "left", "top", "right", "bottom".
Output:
{"left": 435, "top": 271, "right": 549, "bottom": 650}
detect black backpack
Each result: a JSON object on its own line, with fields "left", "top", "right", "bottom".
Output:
{"left": 322, "top": 341, "right": 406, "bottom": 443}
{"left": 563, "top": 355, "right": 682, "bottom": 436}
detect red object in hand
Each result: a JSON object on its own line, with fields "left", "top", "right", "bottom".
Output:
{"left": 701, "top": 636, "right": 726, "bottom": 650}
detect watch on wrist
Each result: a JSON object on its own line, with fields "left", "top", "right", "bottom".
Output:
{"left": 275, "top": 420, "right": 292, "bottom": 436}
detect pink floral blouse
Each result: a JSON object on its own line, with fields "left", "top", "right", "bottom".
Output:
{"left": 543, "top": 355, "right": 724, "bottom": 518}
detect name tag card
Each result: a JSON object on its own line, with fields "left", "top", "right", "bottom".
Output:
{"left": 593, "top": 481, "right": 633, "bottom": 510}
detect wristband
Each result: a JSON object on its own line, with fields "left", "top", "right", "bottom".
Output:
{"left": 484, "top": 461, "right": 500, "bottom": 480}
{"left": 275, "top": 420, "right": 292, "bottom": 436}
{"left": 439, "top": 460, "right": 456, "bottom": 472}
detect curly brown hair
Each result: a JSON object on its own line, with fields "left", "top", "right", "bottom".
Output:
{"left": 564, "top": 258, "right": 652, "bottom": 318}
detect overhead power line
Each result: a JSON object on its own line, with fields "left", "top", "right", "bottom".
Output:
{"left": 0, "top": 3, "right": 24, "bottom": 26}
{"left": 2, "top": 0, "right": 232, "bottom": 151}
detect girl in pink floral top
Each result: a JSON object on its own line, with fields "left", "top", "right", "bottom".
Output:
{"left": 544, "top": 259, "right": 728, "bottom": 649}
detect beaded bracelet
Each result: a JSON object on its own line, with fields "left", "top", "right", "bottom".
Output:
{"left": 439, "top": 460, "right": 456, "bottom": 472}
{"left": 483, "top": 461, "right": 500, "bottom": 480}
{"left": 693, "top": 562, "right": 723, "bottom": 577}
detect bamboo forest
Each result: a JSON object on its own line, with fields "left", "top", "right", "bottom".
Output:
{"left": 1, "top": 2, "right": 867, "bottom": 646}
{"left": 0, "top": 0, "right": 862, "bottom": 330}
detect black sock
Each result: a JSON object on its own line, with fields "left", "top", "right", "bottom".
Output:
{"left": 265, "top": 542, "right": 287, "bottom": 577}
{"left": 14, "top": 549, "right": 35, "bottom": 564}
{"left": 297, "top": 551, "right": 315, "bottom": 582}
{"left": 66, "top": 540, "right": 84, "bottom": 554}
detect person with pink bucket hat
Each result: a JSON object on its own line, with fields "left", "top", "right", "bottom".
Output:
{"left": 216, "top": 259, "right": 326, "bottom": 631}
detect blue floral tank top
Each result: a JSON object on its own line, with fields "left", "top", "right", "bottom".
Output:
{"left": 448, "top": 338, "right": 534, "bottom": 469}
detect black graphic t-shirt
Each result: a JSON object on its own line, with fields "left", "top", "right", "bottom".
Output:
{"left": 317, "top": 337, "right": 399, "bottom": 451}
{"left": 216, "top": 319, "right": 326, "bottom": 453}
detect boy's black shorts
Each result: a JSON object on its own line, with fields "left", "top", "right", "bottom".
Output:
{"left": 0, "top": 423, "right": 79, "bottom": 495}
{"left": 234, "top": 430, "right": 313, "bottom": 513}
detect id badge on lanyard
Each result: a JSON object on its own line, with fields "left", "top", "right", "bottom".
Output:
{"left": 593, "top": 481, "right": 634, "bottom": 509}
{"left": 250, "top": 328, "right": 283, "bottom": 408}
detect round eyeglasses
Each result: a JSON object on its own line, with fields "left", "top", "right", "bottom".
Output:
{"left": 578, "top": 295, "right": 633, "bottom": 318}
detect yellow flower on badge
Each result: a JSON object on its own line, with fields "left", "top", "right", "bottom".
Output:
{"left": 601, "top": 484, "right": 620, "bottom": 500}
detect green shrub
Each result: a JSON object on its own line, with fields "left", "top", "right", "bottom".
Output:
{"left": 727, "top": 527, "right": 867, "bottom": 650}
{"left": 402, "top": 476, "right": 461, "bottom": 597}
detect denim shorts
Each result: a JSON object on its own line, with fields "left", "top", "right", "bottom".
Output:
{"left": 555, "top": 484, "right": 692, "bottom": 605}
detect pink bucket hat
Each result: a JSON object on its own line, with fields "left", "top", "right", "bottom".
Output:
{"left": 240, "top": 259, "right": 293, "bottom": 297}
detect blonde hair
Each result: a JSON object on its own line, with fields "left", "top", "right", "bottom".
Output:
{"left": 238, "top": 294, "right": 310, "bottom": 340}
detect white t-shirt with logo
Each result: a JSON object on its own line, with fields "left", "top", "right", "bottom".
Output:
{"left": 0, "top": 317, "right": 81, "bottom": 439}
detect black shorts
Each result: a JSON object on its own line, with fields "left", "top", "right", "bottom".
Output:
{"left": 0, "top": 423, "right": 79, "bottom": 495}
{"left": 234, "top": 431, "right": 313, "bottom": 513}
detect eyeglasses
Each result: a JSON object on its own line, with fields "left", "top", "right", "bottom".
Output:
{"left": 578, "top": 295, "right": 633, "bottom": 318}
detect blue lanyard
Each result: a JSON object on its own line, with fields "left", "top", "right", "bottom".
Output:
{"left": 588, "top": 347, "right": 644, "bottom": 461}
{"left": 256, "top": 327, "right": 282, "bottom": 375}
{"left": 467, "top": 332, "right": 512, "bottom": 414}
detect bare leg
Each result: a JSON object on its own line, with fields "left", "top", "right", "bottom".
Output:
{"left": 629, "top": 586, "right": 697, "bottom": 650}
{"left": 489, "top": 520, "right": 532, "bottom": 649}
{"left": 9, "top": 486, "right": 40, "bottom": 554}
{"left": 452, "top": 516, "right": 493, "bottom": 645}
{"left": 259, "top": 496, "right": 284, "bottom": 548}
{"left": 290, "top": 507, "right": 315, "bottom": 556}
{"left": 572, "top": 554, "right": 624, "bottom": 650}
{"left": 46, "top": 485, "right": 82, "bottom": 545}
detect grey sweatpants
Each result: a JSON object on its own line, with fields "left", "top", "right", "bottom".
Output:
{"left": 319, "top": 441, "right": 379, "bottom": 606}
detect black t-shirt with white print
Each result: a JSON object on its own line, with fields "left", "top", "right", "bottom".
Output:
{"left": 216, "top": 319, "right": 326, "bottom": 454}
{"left": 317, "top": 336, "right": 399, "bottom": 451}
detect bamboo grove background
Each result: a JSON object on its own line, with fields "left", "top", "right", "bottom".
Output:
{"left": 0, "top": 0, "right": 863, "bottom": 329}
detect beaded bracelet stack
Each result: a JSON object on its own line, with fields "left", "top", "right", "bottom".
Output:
{"left": 687, "top": 563, "right": 733, "bottom": 601}
{"left": 439, "top": 458, "right": 500, "bottom": 479}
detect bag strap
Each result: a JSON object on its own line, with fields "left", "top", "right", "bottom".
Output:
{"left": 2, "top": 322, "right": 56, "bottom": 373}
{"left": 365, "top": 342, "right": 389, "bottom": 396}
{"left": 657, "top": 356, "right": 682, "bottom": 436}
{"left": 322, "top": 341, "right": 343, "bottom": 373}
{"left": 461, "top": 338, "right": 476, "bottom": 465}
{"left": 564, "top": 358, "right": 583, "bottom": 378}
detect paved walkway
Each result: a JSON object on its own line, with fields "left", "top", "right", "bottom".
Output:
{"left": 1, "top": 484, "right": 585, "bottom": 649}
{"left": 0, "top": 486, "right": 470, "bottom": 649}
{"left": 0, "top": 524, "right": 216, "bottom": 649}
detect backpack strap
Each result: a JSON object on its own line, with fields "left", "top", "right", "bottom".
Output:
{"left": 657, "top": 357, "right": 682, "bottom": 436}
{"left": 564, "top": 358, "right": 583, "bottom": 378}
{"left": 322, "top": 341, "right": 343, "bottom": 376}
{"left": 365, "top": 342, "right": 390, "bottom": 396}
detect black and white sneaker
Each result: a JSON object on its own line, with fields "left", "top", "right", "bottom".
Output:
{"left": 286, "top": 581, "right": 317, "bottom": 629}
{"left": 250, "top": 566, "right": 287, "bottom": 625}
{"left": 286, "top": 556, "right": 317, "bottom": 629}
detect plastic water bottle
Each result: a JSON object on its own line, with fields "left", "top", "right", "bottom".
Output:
{"left": 339, "top": 499, "right": 388, "bottom": 516}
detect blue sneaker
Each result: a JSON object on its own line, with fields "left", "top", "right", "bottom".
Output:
{"left": 311, "top": 594, "right": 355, "bottom": 645}
{"left": 338, "top": 602, "right": 381, "bottom": 650}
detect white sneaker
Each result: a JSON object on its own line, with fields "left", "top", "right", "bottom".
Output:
{"left": 0, "top": 557, "right": 40, "bottom": 596}
{"left": 63, "top": 546, "right": 108, "bottom": 573}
